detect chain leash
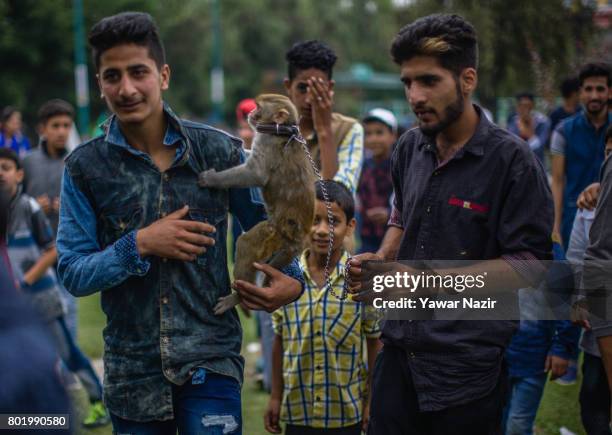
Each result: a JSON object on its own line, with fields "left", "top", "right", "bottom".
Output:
{"left": 298, "top": 138, "right": 350, "bottom": 300}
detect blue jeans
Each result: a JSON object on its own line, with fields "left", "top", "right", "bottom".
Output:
{"left": 110, "top": 370, "right": 241, "bottom": 435}
{"left": 502, "top": 373, "right": 547, "bottom": 435}
{"left": 48, "top": 316, "right": 102, "bottom": 402}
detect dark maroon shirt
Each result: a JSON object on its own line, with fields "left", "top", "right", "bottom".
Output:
{"left": 357, "top": 156, "right": 393, "bottom": 240}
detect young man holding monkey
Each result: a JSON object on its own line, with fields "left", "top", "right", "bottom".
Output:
{"left": 348, "top": 14, "right": 552, "bottom": 435}
{"left": 56, "top": 12, "right": 303, "bottom": 434}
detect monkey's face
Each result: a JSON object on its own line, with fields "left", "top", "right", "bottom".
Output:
{"left": 251, "top": 94, "right": 299, "bottom": 127}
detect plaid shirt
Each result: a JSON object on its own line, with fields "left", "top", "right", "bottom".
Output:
{"left": 334, "top": 122, "right": 364, "bottom": 194}
{"left": 272, "top": 249, "right": 380, "bottom": 428}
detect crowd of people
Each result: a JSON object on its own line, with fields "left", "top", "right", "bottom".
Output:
{"left": 1, "top": 9, "right": 611, "bottom": 435}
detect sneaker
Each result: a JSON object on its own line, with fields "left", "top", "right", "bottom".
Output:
{"left": 555, "top": 361, "right": 578, "bottom": 386}
{"left": 83, "top": 401, "right": 110, "bottom": 428}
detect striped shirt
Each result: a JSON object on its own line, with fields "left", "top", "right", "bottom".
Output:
{"left": 334, "top": 122, "right": 364, "bottom": 194}
{"left": 272, "top": 249, "right": 380, "bottom": 429}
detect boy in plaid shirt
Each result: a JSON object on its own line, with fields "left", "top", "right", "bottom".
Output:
{"left": 265, "top": 181, "right": 381, "bottom": 435}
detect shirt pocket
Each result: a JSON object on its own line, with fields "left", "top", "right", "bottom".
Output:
{"left": 325, "top": 302, "right": 361, "bottom": 350}
{"left": 187, "top": 207, "right": 225, "bottom": 267}
{"left": 99, "top": 203, "right": 144, "bottom": 249}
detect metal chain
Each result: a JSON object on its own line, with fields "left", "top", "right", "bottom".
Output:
{"left": 299, "top": 139, "right": 350, "bottom": 300}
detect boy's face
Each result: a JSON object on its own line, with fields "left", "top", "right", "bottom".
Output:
{"left": 0, "top": 158, "right": 23, "bottom": 196}
{"left": 364, "top": 121, "right": 396, "bottom": 159}
{"left": 284, "top": 68, "right": 334, "bottom": 121}
{"left": 97, "top": 43, "right": 170, "bottom": 125}
{"left": 41, "top": 115, "right": 72, "bottom": 152}
{"left": 310, "top": 199, "right": 355, "bottom": 256}
{"left": 4, "top": 112, "right": 22, "bottom": 136}
{"left": 606, "top": 138, "right": 612, "bottom": 158}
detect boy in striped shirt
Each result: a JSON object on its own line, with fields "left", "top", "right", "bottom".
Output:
{"left": 265, "top": 181, "right": 381, "bottom": 435}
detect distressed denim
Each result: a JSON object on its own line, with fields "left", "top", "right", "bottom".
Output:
{"left": 57, "top": 104, "right": 304, "bottom": 421}
{"left": 110, "top": 369, "right": 241, "bottom": 434}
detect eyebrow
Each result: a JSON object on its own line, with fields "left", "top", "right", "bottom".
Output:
{"left": 401, "top": 73, "right": 440, "bottom": 83}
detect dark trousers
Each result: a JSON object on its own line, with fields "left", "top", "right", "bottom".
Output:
{"left": 368, "top": 346, "right": 506, "bottom": 435}
{"left": 286, "top": 423, "right": 362, "bottom": 435}
{"left": 580, "top": 352, "right": 611, "bottom": 435}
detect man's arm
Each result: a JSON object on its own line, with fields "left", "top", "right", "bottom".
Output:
{"left": 56, "top": 169, "right": 152, "bottom": 296}
{"left": 57, "top": 169, "right": 216, "bottom": 296}
{"left": 22, "top": 247, "right": 57, "bottom": 286}
{"left": 550, "top": 130, "right": 567, "bottom": 242}
{"left": 378, "top": 223, "right": 404, "bottom": 261}
{"left": 333, "top": 123, "right": 364, "bottom": 194}
{"left": 264, "top": 333, "right": 284, "bottom": 434}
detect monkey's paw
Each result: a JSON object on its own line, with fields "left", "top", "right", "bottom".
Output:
{"left": 198, "top": 169, "right": 218, "bottom": 187}
{"left": 214, "top": 292, "right": 240, "bottom": 315}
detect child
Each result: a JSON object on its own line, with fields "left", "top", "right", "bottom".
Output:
{"left": 0, "top": 148, "right": 109, "bottom": 428}
{"left": 357, "top": 108, "right": 397, "bottom": 253}
{"left": 23, "top": 99, "right": 78, "bottom": 339}
{"left": 266, "top": 181, "right": 381, "bottom": 435}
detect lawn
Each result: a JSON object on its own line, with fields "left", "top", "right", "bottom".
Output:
{"left": 73, "top": 291, "right": 587, "bottom": 435}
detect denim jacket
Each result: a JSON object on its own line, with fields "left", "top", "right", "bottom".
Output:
{"left": 56, "top": 104, "right": 303, "bottom": 421}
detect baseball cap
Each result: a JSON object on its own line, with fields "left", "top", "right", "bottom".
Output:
{"left": 236, "top": 98, "right": 257, "bottom": 123}
{"left": 362, "top": 108, "right": 398, "bottom": 133}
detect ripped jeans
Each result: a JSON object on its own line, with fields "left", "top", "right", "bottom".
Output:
{"left": 110, "top": 369, "right": 241, "bottom": 435}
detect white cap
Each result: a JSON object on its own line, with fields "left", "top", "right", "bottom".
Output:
{"left": 363, "top": 108, "right": 398, "bottom": 133}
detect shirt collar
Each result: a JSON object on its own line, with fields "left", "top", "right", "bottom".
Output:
{"left": 104, "top": 102, "right": 186, "bottom": 150}
{"left": 300, "top": 248, "right": 350, "bottom": 290}
{"left": 417, "top": 104, "right": 489, "bottom": 157}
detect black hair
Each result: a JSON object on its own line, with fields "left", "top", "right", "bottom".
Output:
{"left": 606, "top": 124, "right": 612, "bottom": 144}
{"left": 0, "top": 148, "right": 21, "bottom": 169}
{"left": 560, "top": 77, "right": 580, "bottom": 98}
{"left": 390, "top": 14, "right": 478, "bottom": 75}
{"left": 88, "top": 12, "right": 166, "bottom": 71}
{"left": 315, "top": 180, "right": 354, "bottom": 221}
{"left": 38, "top": 99, "right": 74, "bottom": 124}
{"left": 578, "top": 63, "right": 611, "bottom": 87}
{"left": 515, "top": 92, "right": 535, "bottom": 102}
{"left": 0, "top": 106, "right": 18, "bottom": 125}
{"left": 286, "top": 40, "right": 337, "bottom": 81}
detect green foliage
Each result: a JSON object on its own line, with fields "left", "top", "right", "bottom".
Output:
{"left": 0, "top": 0, "right": 601, "bottom": 137}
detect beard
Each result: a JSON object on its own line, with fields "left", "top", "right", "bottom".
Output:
{"left": 585, "top": 99, "right": 607, "bottom": 117}
{"left": 418, "top": 83, "right": 465, "bottom": 136}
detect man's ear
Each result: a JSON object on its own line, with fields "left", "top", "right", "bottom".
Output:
{"left": 160, "top": 64, "right": 171, "bottom": 91}
{"left": 273, "top": 108, "right": 290, "bottom": 125}
{"left": 329, "top": 79, "right": 336, "bottom": 92}
{"left": 283, "top": 78, "right": 291, "bottom": 95}
{"left": 460, "top": 68, "right": 477, "bottom": 95}
{"left": 16, "top": 169, "right": 24, "bottom": 184}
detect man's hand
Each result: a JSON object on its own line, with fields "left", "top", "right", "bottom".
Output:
{"left": 571, "top": 300, "right": 591, "bottom": 330}
{"left": 233, "top": 262, "right": 301, "bottom": 312}
{"left": 264, "top": 397, "right": 282, "bottom": 434}
{"left": 347, "top": 252, "right": 384, "bottom": 294}
{"left": 577, "top": 182, "right": 601, "bottom": 210}
{"left": 36, "top": 194, "right": 51, "bottom": 215}
{"left": 366, "top": 207, "right": 390, "bottom": 226}
{"left": 545, "top": 355, "right": 569, "bottom": 380}
{"left": 307, "top": 77, "right": 333, "bottom": 136}
{"left": 136, "top": 205, "right": 216, "bottom": 261}
{"left": 362, "top": 399, "right": 371, "bottom": 433}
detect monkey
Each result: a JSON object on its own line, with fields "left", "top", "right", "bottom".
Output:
{"left": 198, "top": 94, "right": 316, "bottom": 314}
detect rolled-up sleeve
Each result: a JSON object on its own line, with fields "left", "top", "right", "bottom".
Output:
{"left": 56, "top": 169, "right": 149, "bottom": 296}
{"left": 334, "top": 123, "right": 364, "bottom": 194}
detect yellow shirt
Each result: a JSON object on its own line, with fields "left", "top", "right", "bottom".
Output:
{"left": 272, "top": 249, "right": 380, "bottom": 428}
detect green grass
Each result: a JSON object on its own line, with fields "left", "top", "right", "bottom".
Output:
{"left": 75, "top": 291, "right": 586, "bottom": 435}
